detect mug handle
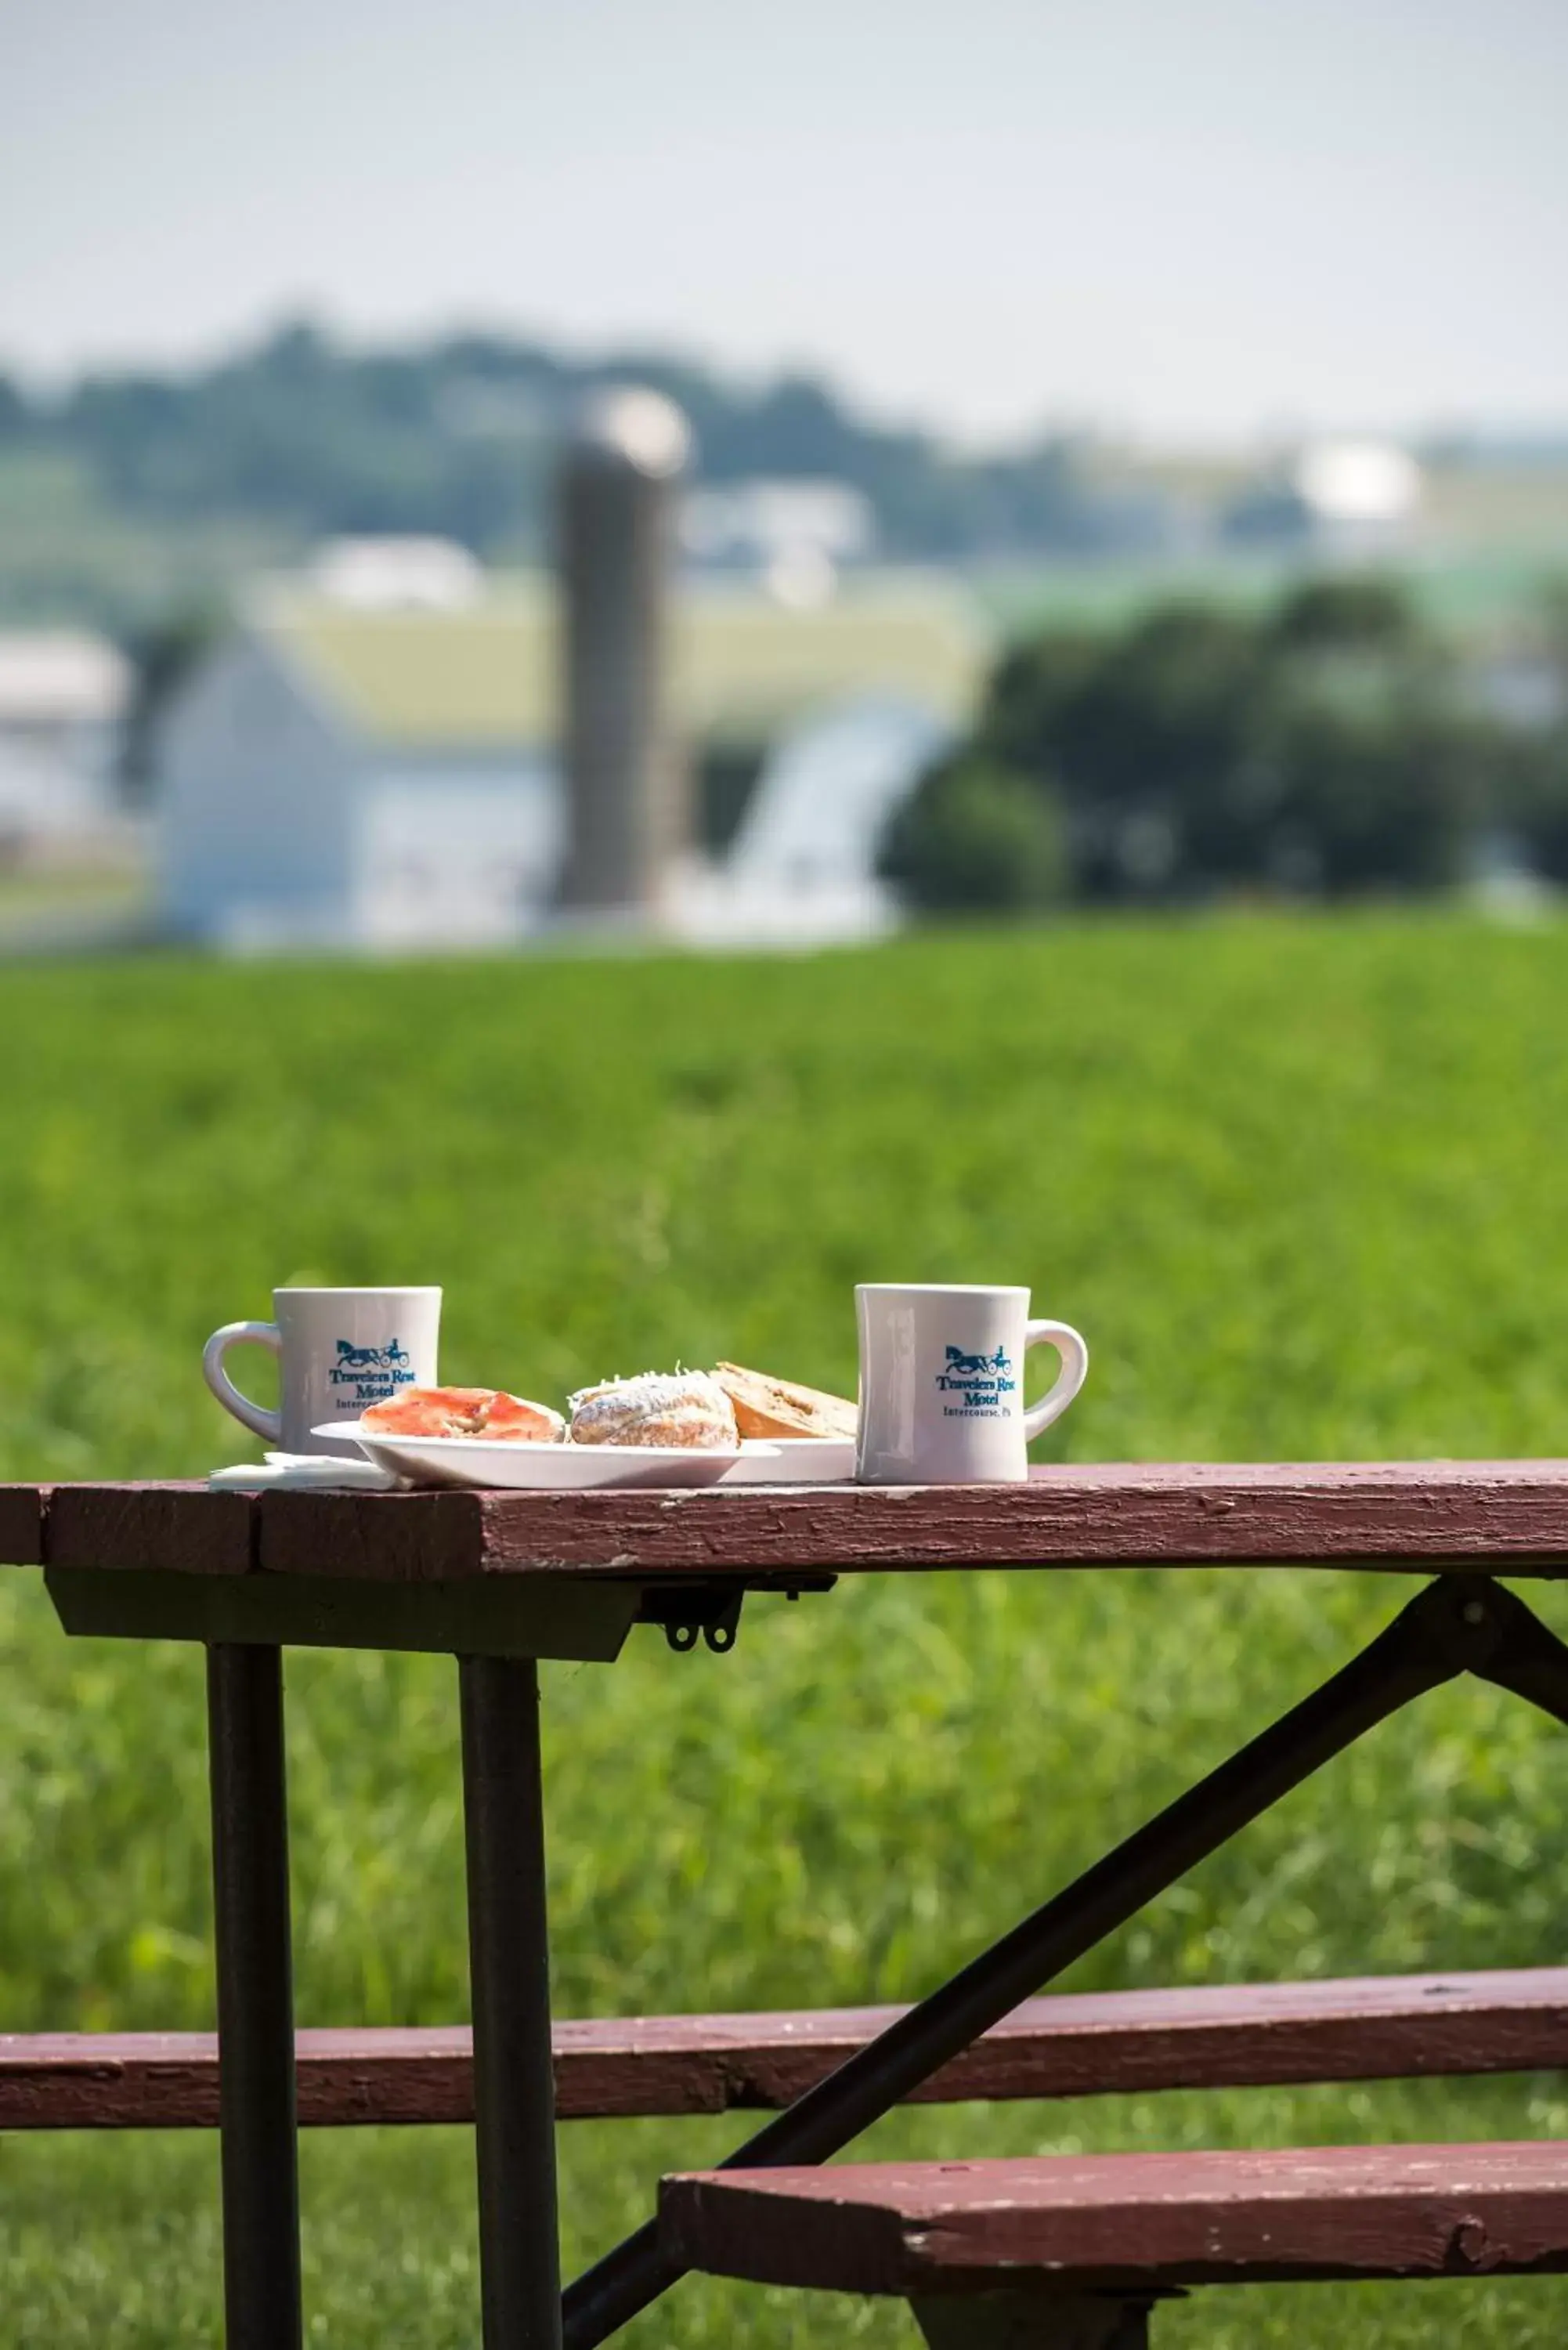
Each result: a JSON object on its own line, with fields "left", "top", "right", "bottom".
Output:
{"left": 203, "top": 1321, "right": 284, "bottom": 1446}
{"left": 1021, "top": 1320, "right": 1089, "bottom": 1442}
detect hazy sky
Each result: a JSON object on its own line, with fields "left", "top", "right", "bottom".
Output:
{"left": 5, "top": 0, "right": 1564, "bottom": 444}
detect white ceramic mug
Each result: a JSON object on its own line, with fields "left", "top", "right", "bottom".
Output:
{"left": 203, "top": 1286, "right": 442, "bottom": 1455}
{"left": 856, "top": 1283, "right": 1088, "bottom": 1484}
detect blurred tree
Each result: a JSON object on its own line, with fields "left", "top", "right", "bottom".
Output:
{"left": 879, "top": 757, "right": 1067, "bottom": 912}
{"left": 1253, "top": 578, "right": 1483, "bottom": 892}
{"left": 0, "top": 374, "right": 29, "bottom": 439}
{"left": 1268, "top": 573, "right": 1423, "bottom": 653}
{"left": 1503, "top": 737, "right": 1568, "bottom": 884}
{"left": 1257, "top": 693, "right": 1490, "bottom": 892}
{"left": 1532, "top": 578, "right": 1568, "bottom": 700}
{"left": 983, "top": 629, "right": 1104, "bottom": 770}
{"left": 697, "top": 744, "right": 768, "bottom": 855}
{"left": 117, "top": 602, "right": 229, "bottom": 807}
{"left": 890, "top": 577, "right": 1508, "bottom": 911}
{"left": 1050, "top": 604, "right": 1266, "bottom": 895}
{"left": 1494, "top": 585, "right": 1568, "bottom": 883}
{"left": 16, "top": 323, "right": 1165, "bottom": 577}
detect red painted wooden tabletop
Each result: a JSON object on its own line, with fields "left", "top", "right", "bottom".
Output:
{"left": 7, "top": 1462, "right": 1568, "bottom": 1580}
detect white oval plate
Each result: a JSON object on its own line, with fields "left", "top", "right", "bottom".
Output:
{"left": 717, "top": 1437, "right": 857, "bottom": 1485}
{"left": 316, "top": 1421, "right": 761, "bottom": 1491}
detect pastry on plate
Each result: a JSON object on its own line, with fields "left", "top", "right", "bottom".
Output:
{"left": 713, "top": 1361, "right": 858, "bottom": 1441}
{"left": 361, "top": 1386, "right": 565, "bottom": 1443}
{"left": 569, "top": 1370, "right": 738, "bottom": 1449}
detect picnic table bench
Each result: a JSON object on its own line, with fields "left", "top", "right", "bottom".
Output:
{"left": 8, "top": 1968, "right": 1567, "bottom": 2130}
{"left": 660, "top": 2142, "right": 1568, "bottom": 2344}
{"left": 6, "top": 1461, "right": 1568, "bottom": 2350}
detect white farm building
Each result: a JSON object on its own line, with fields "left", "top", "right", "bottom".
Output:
{"left": 158, "top": 573, "right": 987, "bottom": 949}
{"left": 0, "top": 631, "right": 131, "bottom": 862}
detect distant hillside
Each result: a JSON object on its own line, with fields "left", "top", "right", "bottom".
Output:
{"left": 3, "top": 321, "right": 1565, "bottom": 638}
{"left": 0, "top": 320, "right": 1169, "bottom": 629}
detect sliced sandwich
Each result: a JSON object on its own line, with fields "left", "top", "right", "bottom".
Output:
{"left": 713, "top": 1361, "right": 858, "bottom": 1441}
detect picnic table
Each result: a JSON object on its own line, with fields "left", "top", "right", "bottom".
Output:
{"left": 7, "top": 1462, "right": 1568, "bottom": 2350}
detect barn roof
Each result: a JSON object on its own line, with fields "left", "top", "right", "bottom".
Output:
{"left": 0, "top": 631, "right": 130, "bottom": 725}
{"left": 256, "top": 573, "right": 987, "bottom": 750}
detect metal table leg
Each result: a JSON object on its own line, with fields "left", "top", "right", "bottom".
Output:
{"left": 460, "top": 1654, "right": 563, "bottom": 2350}
{"left": 207, "top": 1643, "right": 303, "bottom": 2350}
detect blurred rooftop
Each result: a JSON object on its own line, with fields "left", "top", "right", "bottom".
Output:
{"left": 0, "top": 631, "right": 130, "bottom": 725}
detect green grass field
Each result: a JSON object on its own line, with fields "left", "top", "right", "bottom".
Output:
{"left": 5, "top": 916, "right": 1568, "bottom": 2346}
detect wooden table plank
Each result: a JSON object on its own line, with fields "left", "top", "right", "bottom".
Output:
{"left": 9, "top": 1462, "right": 1568, "bottom": 1584}
{"left": 252, "top": 1460, "right": 1568, "bottom": 1577}
{"left": 5, "top": 1970, "right": 1567, "bottom": 2130}
{"left": 183, "top": 1460, "right": 1568, "bottom": 1578}
{"left": 45, "top": 1482, "right": 255, "bottom": 1576}
{"left": 659, "top": 2140, "right": 1568, "bottom": 2291}
{"left": 0, "top": 1484, "right": 46, "bottom": 1566}
{"left": 258, "top": 1488, "right": 486, "bottom": 1582}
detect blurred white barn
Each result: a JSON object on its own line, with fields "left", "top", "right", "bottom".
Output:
{"left": 157, "top": 570, "right": 985, "bottom": 949}
{"left": 1221, "top": 439, "right": 1424, "bottom": 556}
{"left": 0, "top": 631, "right": 131, "bottom": 864}
{"left": 682, "top": 699, "right": 955, "bottom": 945}
{"left": 681, "top": 479, "right": 875, "bottom": 610}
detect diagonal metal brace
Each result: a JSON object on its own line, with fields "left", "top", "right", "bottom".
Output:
{"left": 562, "top": 1573, "right": 1502, "bottom": 2345}
{"left": 1445, "top": 1574, "right": 1568, "bottom": 1730}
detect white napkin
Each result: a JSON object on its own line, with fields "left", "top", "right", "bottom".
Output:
{"left": 208, "top": 1452, "right": 409, "bottom": 1494}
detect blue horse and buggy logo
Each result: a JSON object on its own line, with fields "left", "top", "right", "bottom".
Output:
{"left": 329, "top": 1336, "right": 414, "bottom": 1391}
{"left": 935, "top": 1341, "right": 1017, "bottom": 1414}
{"left": 943, "top": 1343, "right": 1012, "bottom": 1377}
{"left": 336, "top": 1337, "right": 411, "bottom": 1371}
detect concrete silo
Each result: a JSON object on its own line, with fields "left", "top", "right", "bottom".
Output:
{"left": 556, "top": 386, "right": 692, "bottom": 919}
